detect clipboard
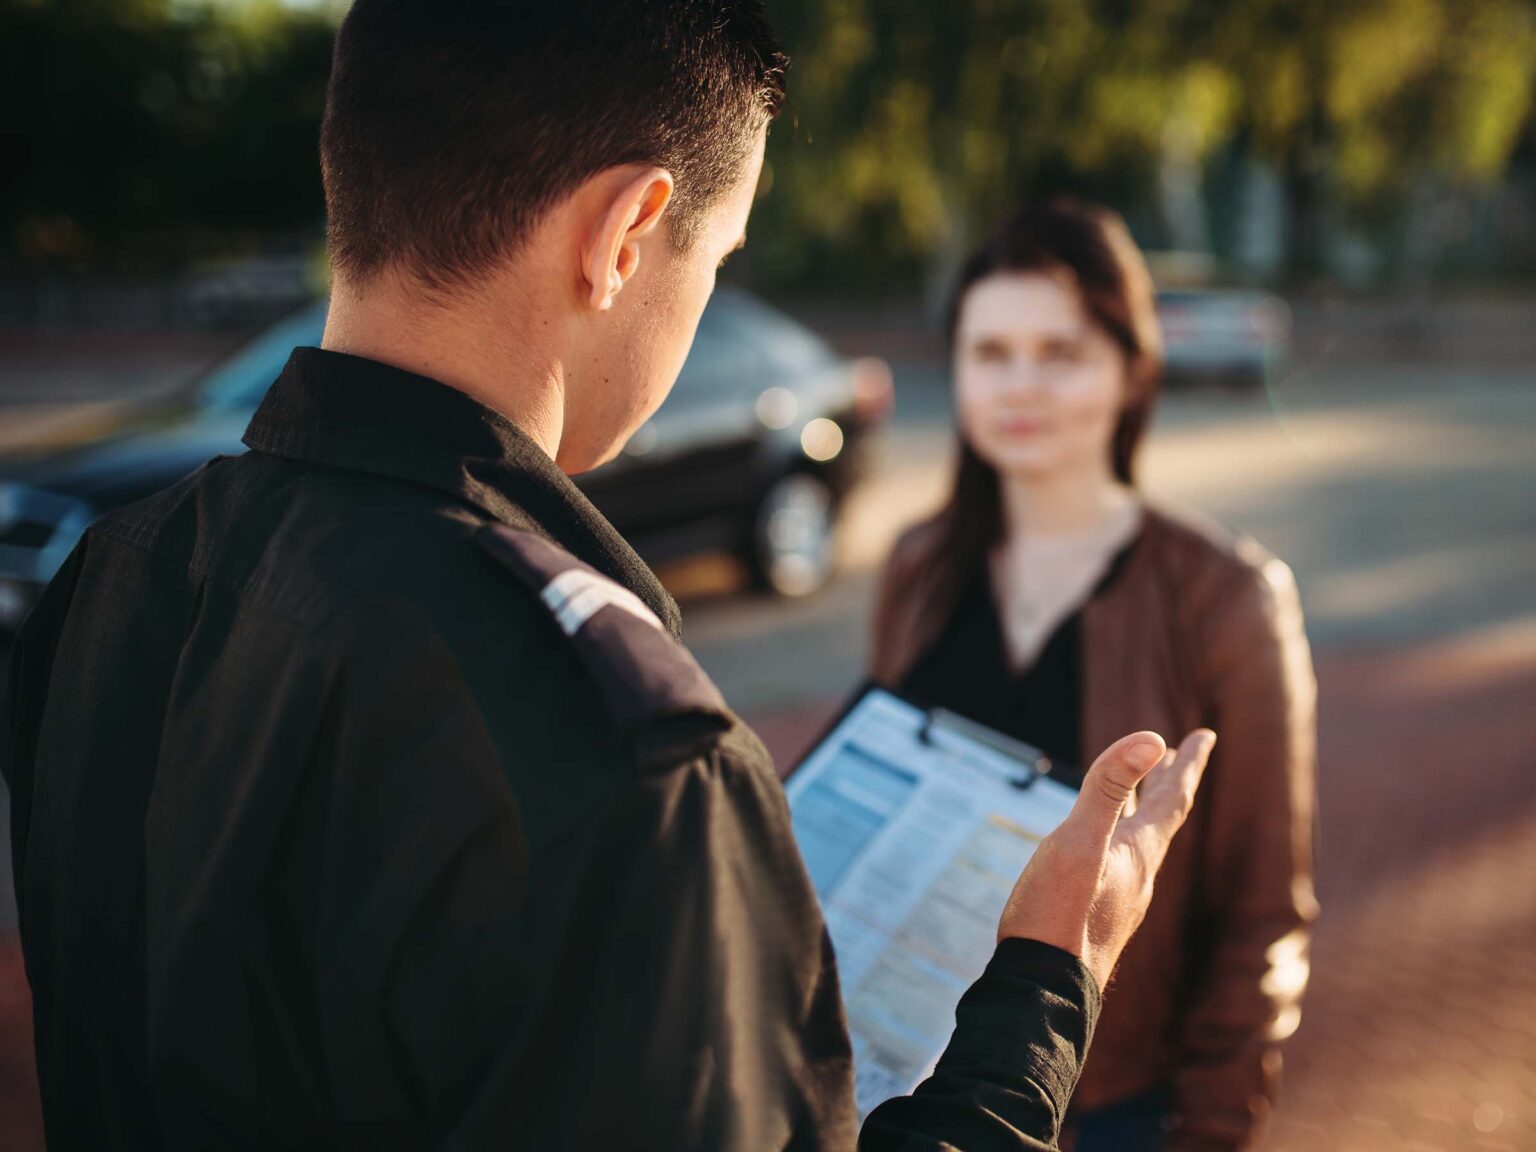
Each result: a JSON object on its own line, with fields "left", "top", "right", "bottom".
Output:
{"left": 783, "top": 684, "right": 1083, "bottom": 1118}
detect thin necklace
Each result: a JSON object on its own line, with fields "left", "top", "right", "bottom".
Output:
{"left": 993, "top": 502, "right": 1143, "bottom": 652}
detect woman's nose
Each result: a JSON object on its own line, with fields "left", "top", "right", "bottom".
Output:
{"left": 1000, "top": 359, "right": 1050, "bottom": 396}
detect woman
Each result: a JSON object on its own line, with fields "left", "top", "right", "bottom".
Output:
{"left": 871, "top": 200, "right": 1318, "bottom": 1152}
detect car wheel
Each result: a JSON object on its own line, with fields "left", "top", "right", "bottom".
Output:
{"left": 749, "top": 471, "right": 837, "bottom": 597}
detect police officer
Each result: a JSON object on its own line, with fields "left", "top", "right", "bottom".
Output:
{"left": 4, "top": 3, "right": 1215, "bottom": 1148}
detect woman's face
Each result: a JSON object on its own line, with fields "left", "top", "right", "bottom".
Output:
{"left": 953, "top": 271, "right": 1128, "bottom": 483}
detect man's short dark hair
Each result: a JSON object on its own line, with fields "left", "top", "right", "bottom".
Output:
{"left": 321, "top": 1, "right": 787, "bottom": 291}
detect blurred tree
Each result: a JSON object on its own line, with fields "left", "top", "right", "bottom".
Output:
{"left": 1212, "top": 0, "right": 1536, "bottom": 275}
{"left": 751, "top": 0, "right": 1242, "bottom": 291}
{"left": 0, "top": 0, "right": 332, "bottom": 273}
{"left": 755, "top": 0, "right": 1536, "bottom": 290}
{"left": 1, "top": 0, "right": 1532, "bottom": 287}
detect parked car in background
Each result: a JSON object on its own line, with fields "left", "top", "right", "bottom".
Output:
{"left": 1156, "top": 287, "right": 1291, "bottom": 387}
{"left": 0, "top": 288, "right": 893, "bottom": 635}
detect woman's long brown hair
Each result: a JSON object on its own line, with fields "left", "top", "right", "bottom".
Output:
{"left": 871, "top": 199, "right": 1165, "bottom": 684}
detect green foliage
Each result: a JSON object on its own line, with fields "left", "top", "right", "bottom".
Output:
{"left": 2, "top": 0, "right": 1532, "bottom": 286}
{"left": 754, "top": 0, "right": 1536, "bottom": 290}
{"left": 0, "top": 0, "right": 334, "bottom": 272}
{"left": 1219, "top": 0, "right": 1536, "bottom": 194}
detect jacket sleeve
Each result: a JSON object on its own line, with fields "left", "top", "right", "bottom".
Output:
{"left": 366, "top": 719, "right": 861, "bottom": 1152}
{"left": 1172, "top": 555, "right": 1319, "bottom": 1151}
{"left": 4, "top": 540, "right": 89, "bottom": 928}
{"left": 859, "top": 939, "right": 1100, "bottom": 1152}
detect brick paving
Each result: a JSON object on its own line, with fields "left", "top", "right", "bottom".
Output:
{"left": 1261, "top": 630, "right": 1536, "bottom": 1152}
{"left": 754, "top": 630, "right": 1536, "bottom": 1152}
{"left": 2, "top": 632, "right": 1533, "bottom": 1149}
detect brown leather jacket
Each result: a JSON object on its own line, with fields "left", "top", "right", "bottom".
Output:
{"left": 870, "top": 503, "right": 1319, "bottom": 1151}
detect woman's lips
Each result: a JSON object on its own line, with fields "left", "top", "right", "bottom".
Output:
{"left": 998, "top": 417, "right": 1049, "bottom": 436}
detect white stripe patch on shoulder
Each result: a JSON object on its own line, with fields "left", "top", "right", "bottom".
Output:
{"left": 540, "top": 568, "right": 664, "bottom": 637}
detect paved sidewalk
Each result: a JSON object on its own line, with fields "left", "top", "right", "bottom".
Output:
{"left": 1261, "top": 628, "right": 1536, "bottom": 1152}
{"left": 3, "top": 631, "right": 1533, "bottom": 1150}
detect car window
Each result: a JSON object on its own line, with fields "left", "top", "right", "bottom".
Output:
{"left": 669, "top": 297, "right": 763, "bottom": 400}
{"left": 669, "top": 291, "right": 835, "bottom": 405}
{"left": 197, "top": 303, "right": 328, "bottom": 411}
{"left": 713, "top": 291, "right": 835, "bottom": 373}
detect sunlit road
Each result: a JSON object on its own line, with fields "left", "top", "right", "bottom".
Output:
{"left": 677, "top": 362, "right": 1536, "bottom": 717}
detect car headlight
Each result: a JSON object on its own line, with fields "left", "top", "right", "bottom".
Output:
{"left": 800, "top": 418, "right": 845, "bottom": 463}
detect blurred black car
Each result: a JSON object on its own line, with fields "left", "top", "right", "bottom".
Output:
{"left": 0, "top": 289, "right": 892, "bottom": 634}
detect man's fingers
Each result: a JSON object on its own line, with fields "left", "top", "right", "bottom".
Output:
{"left": 1122, "top": 728, "right": 1216, "bottom": 850}
{"left": 1061, "top": 730, "right": 1167, "bottom": 847}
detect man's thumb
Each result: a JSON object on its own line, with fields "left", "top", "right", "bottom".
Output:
{"left": 1065, "top": 731, "right": 1167, "bottom": 846}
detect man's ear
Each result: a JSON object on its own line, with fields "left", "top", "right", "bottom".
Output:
{"left": 581, "top": 167, "right": 675, "bottom": 312}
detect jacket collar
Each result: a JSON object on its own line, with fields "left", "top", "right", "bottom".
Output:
{"left": 242, "top": 346, "right": 682, "bottom": 638}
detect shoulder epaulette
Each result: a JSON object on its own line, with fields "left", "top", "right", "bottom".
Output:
{"left": 476, "top": 524, "right": 730, "bottom": 741}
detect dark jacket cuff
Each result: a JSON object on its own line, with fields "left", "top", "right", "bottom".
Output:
{"left": 935, "top": 938, "right": 1102, "bottom": 1123}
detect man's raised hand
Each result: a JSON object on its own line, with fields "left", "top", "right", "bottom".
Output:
{"left": 997, "top": 728, "right": 1217, "bottom": 991}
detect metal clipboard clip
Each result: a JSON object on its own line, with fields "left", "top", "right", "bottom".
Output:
{"left": 917, "top": 707, "right": 1054, "bottom": 790}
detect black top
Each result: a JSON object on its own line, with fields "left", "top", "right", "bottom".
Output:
{"left": 6, "top": 347, "right": 1098, "bottom": 1151}
{"left": 900, "top": 538, "right": 1141, "bottom": 779}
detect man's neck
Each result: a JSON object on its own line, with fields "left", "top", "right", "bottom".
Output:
{"left": 321, "top": 267, "right": 566, "bottom": 460}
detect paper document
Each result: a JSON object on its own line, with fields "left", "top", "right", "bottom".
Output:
{"left": 785, "top": 687, "right": 1080, "bottom": 1118}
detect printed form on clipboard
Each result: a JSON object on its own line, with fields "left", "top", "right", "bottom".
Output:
{"left": 784, "top": 685, "right": 1083, "bottom": 1120}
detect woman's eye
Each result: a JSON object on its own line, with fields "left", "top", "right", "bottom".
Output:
{"left": 970, "top": 342, "right": 1008, "bottom": 363}
{"left": 1042, "top": 341, "right": 1083, "bottom": 363}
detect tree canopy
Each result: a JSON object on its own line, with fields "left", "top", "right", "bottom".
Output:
{"left": 753, "top": 0, "right": 1536, "bottom": 286}
{"left": 3, "top": 0, "right": 1533, "bottom": 286}
{"left": 2, "top": 0, "right": 334, "bottom": 272}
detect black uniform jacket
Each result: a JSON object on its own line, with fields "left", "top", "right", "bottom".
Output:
{"left": 6, "top": 348, "right": 1099, "bottom": 1151}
